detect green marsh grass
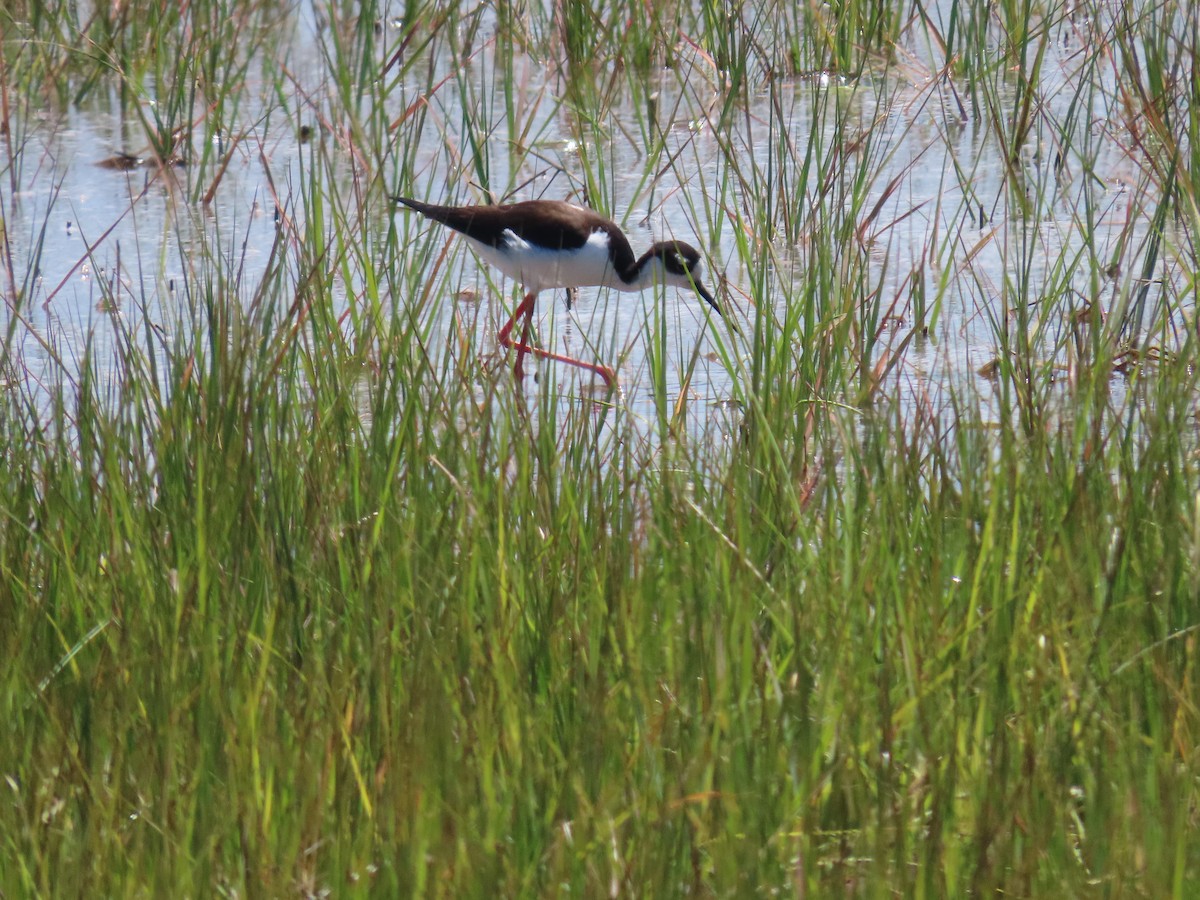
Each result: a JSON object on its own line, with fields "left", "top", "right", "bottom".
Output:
{"left": 3, "top": 0, "right": 1200, "bottom": 895}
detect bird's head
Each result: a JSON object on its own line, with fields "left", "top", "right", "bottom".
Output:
{"left": 647, "top": 240, "right": 723, "bottom": 318}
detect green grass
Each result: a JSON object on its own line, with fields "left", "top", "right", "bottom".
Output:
{"left": 2, "top": 0, "right": 1199, "bottom": 895}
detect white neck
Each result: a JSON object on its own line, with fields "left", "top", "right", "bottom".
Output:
{"left": 617, "top": 257, "right": 667, "bottom": 292}
{"left": 617, "top": 256, "right": 698, "bottom": 294}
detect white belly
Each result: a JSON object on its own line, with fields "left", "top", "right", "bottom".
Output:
{"left": 466, "top": 230, "right": 621, "bottom": 294}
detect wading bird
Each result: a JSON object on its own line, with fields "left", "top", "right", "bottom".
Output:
{"left": 394, "top": 197, "right": 723, "bottom": 388}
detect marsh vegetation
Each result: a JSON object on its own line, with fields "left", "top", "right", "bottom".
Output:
{"left": 2, "top": 0, "right": 1199, "bottom": 894}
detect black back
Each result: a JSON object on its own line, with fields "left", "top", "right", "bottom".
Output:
{"left": 395, "top": 198, "right": 640, "bottom": 272}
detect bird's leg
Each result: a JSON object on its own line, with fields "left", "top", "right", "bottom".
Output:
{"left": 517, "top": 299, "right": 536, "bottom": 376}
{"left": 497, "top": 291, "right": 617, "bottom": 388}
{"left": 498, "top": 292, "right": 538, "bottom": 379}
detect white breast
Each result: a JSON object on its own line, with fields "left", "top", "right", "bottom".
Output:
{"left": 466, "top": 230, "right": 622, "bottom": 294}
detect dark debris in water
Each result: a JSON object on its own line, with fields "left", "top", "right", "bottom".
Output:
{"left": 96, "top": 153, "right": 187, "bottom": 171}
{"left": 977, "top": 359, "right": 1002, "bottom": 380}
{"left": 95, "top": 153, "right": 142, "bottom": 171}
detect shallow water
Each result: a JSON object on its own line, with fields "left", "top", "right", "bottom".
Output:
{"left": 1, "top": 1, "right": 1184, "bottom": 446}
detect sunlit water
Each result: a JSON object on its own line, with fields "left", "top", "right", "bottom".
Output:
{"left": 2, "top": 2, "right": 1182, "bottom": 450}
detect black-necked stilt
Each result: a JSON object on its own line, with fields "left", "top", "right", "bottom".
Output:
{"left": 393, "top": 197, "right": 723, "bottom": 387}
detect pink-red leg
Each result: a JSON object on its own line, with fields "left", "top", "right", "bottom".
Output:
{"left": 517, "top": 300, "right": 535, "bottom": 377}
{"left": 497, "top": 292, "right": 617, "bottom": 388}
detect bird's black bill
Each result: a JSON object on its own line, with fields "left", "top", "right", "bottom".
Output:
{"left": 695, "top": 281, "right": 740, "bottom": 333}
{"left": 696, "top": 285, "right": 720, "bottom": 321}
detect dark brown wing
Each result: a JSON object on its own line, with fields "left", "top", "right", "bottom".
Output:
{"left": 394, "top": 198, "right": 639, "bottom": 275}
